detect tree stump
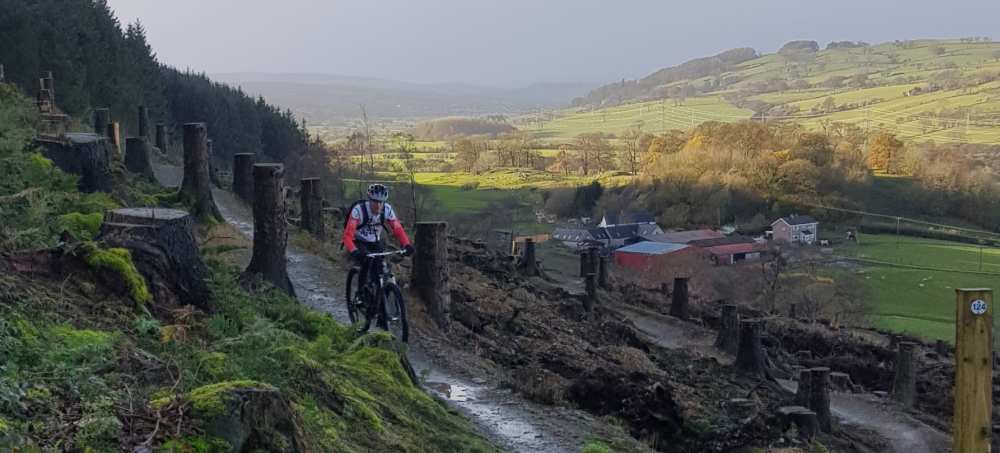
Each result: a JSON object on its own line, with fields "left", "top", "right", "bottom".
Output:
{"left": 137, "top": 105, "right": 150, "bottom": 138}
{"left": 734, "top": 319, "right": 768, "bottom": 377}
{"left": 178, "top": 123, "right": 223, "bottom": 223}
{"left": 579, "top": 250, "right": 590, "bottom": 278}
{"left": 207, "top": 139, "right": 224, "bottom": 188}
{"left": 598, "top": 256, "right": 609, "bottom": 288}
{"left": 584, "top": 273, "right": 597, "bottom": 311}
{"left": 587, "top": 247, "right": 599, "bottom": 276}
{"left": 413, "top": 222, "right": 451, "bottom": 330}
{"left": 829, "top": 371, "right": 855, "bottom": 392}
{"left": 892, "top": 341, "right": 917, "bottom": 408}
{"left": 155, "top": 123, "right": 168, "bottom": 152}
{"left": 299, "top": 178, "right": 325, "bottom": 237}
{"left": 241, "top": 164, "right": 294, "bottom": 296}
{"left": 670, "top": 277, "right": 689, "bottom": 320}
{"left": 35, "top": 133, "right": 113, "bottom": 193}
{"left": 94, "top": 108, "right": 110, "bottom": 136}
{"left": 125, "top": 137, "right": 155, "bottom": 180}
{"left": 233, "top": 153, "right": 256, "bottom": 203}
{"left": 809, "top": 367, "right": 833, "bottom": 432}
{"left": 107, "top": 122, "right": 122, "bottom": 157}
{"left": 714, "top": 303, "right": 740, "bottom": 354}
{"left": 778, "top": 406, "right": 819, "bottom": 441}
{"left": 795, "top": 367, "right": 813, "bottom": 407}
{"left": 97, "top": 208, "right": 210, "bottom": 310}
{"left": 520, "top": 237, "right": 539, "bottom": 276}
{"left": 188, "top": 383, "right": 309, "bottom": 452}
{"left": 935, "top": 339, "right": 949, "bottom": 357}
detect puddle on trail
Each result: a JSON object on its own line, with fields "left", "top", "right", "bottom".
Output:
{"left": 210, "top": 187, "right": 570, "bottom": 453}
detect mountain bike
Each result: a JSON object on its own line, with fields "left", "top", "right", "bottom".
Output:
{"left": 345, "top": 249, "right": 409, "bottom": 342}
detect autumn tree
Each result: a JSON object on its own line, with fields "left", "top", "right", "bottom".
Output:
{"left": 573, "top": 132, "right": 614, "bottom": 175}
{"left": 866, "top": 132, "right": 904, "bottom": 174}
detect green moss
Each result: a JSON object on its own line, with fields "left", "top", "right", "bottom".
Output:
{"left": 0, "top": 417, "right": 9, "bottom": 433}
{"left": 74, "top": 414, "right": 122, "bottom": 452}
{"left": 197, "top": 352, "right": 228, "bottom": 380}
{"left": 159, "top": 436, "right": 231, "bottom": 453}
{"left": 581, "top": 440, "right": 612, "bottom": 453}
{"left": 56, "top": 212, "right": 103, "bottom": 241}
{"left": 187, "top": 380, "right": 275, "bottom": 418}
{"left": 81, "top": 242, "right": 151, "bottom": 304}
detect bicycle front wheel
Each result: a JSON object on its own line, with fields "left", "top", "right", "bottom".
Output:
{"left": 380, "top": 283, "right": 409, "bottom": 343}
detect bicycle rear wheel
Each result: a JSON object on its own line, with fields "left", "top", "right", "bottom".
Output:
{"left": 380, "top": 283, "right": 409, "bottom": 343}
{"left": 345, "top": 267, "right": 361, "bottom": 324}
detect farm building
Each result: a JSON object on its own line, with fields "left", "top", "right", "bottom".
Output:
{"left": 771, "top": 215, "right": 819, "bottom": 244}
{"left": 637, "top": 229, "right": 725, "bottom": 245}
{"left": 613, "top": 241, "right": 693, "bottom": 270}
{"left": 553, "top": 222, "right": 663, "bottom": 249}
{"left": 704, "top": 242, "right": 767, "bottom": 265}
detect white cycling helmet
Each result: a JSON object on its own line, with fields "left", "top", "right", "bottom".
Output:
{"left": 367, "top": 183, "right": 389, "bottom": 202}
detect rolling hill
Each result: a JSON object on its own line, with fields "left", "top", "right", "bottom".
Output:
{"left": 533, "top": 39, "right": 1000, "bottom": 143}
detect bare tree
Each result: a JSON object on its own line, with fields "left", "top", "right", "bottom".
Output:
{"left": 620, "top": 126, "right": 644, "bottom": 175}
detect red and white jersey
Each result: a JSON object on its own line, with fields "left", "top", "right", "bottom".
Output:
{"left": 351, "top": 202, "right": 397, "bottom": 242}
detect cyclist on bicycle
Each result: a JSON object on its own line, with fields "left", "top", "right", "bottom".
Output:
{"left": 343, "top": 184, "right": 414, "bottom": 288}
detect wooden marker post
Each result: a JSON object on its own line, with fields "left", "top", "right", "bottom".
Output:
{"left": 953, "top": 288, "right": 993, "bottom": 453}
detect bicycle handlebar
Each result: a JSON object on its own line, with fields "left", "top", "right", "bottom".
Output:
{"left": 365, "top": 250, "right": 406, "bottom": 258}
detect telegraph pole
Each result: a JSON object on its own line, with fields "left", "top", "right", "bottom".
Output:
{"left": 953, "top": 288, "right": 993, "bottom": 453}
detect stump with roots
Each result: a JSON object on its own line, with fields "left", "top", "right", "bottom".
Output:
{"left": 714, "top": 303, "right": 740, "bottom": 354}
{"left": 413, "top": 222, "right": 451, "bottom": 330}
{"left": 241, "top": 164, "right": 295, "bottom": 296}
{"left": 299, "top": 178, "right": 325, "bottom": 237}
{"left": 36, "top": 133, "right": 114, "bottom": 193}
{"left": 892, "top": 341, "right": 917, "bottom": 408}
{"left": 519, "top": 238, "right": 539, "bottom": 276}
{"left": 97, "top": 208, "right": 210, "bottom": 310}
{"left": 670, "top": 277, "right": 689, "bottom": 320}
{"left": 125, "top": 137, "right": 155, "bottom": 180}
{"left": 233, "top": 153, "right": 256, "bottom": 203}
{"left": 734, "top": 318, "right": 768, "bottom": 377}
{"left": 178, "top": 123, "right": 223, "bottom": 223}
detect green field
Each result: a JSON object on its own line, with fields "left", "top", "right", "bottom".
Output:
{"left": 532, "top": 39, "right": 1000, "bottom": 144}
{"left": 838, "top": 233, "right": 1000, "bottom": 342}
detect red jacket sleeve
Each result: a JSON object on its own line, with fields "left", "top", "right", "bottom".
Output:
{"left": 343, "top": 217, "right": 359, "bottom": 252}
{"left": 387, "top": 218, "right": 411, "bottom": 247}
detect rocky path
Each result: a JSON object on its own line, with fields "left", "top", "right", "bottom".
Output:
{"left": 612, "top": 303, "right": 950, "bottom": 453}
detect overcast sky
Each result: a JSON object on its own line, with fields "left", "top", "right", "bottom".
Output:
{"left": 108, "top": 0, "right": 998, "bottom": 88}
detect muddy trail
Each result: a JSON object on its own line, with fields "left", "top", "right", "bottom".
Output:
{"left": 152, "top": 159, "right": 620, "bottom": 453}
{"left": 611, "top": 303, "right": 950, "bottom": 453}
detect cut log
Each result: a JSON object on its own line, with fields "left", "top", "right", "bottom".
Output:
{"left": 734, "top": 319, "right": 768, "bottom": 377}
{"left": 299, "top": 178, "right": 325, "bottom": 237}
{"left": 807, "top": 367, "right": 833, "bottom": 432}
{"left": 233, "top": 153, "right": 256, "bottom": 203}
{"left": 891, "top": 341, "right": 917, "bottom": 408}
{"left": 124, "top": 137, "right": 155, "bottom": 180}
{"left": 155, "top": 123, "right": 168, "bottom": 152}
{"left": 94, "top": 108, "right": 110, "bottom": 136}
{"left": 598, "top": 256, "right": 608, "bottom": 288}
{"left": 584, "top": 273, "right": 597, "bottom": 312}
{"left": 178, "top": 123, "right": 223, "bottom": 223}
{"left": 670, "top": 277, "right": 689, "bottom": 320}
{"left": 714, "top": 303, "right": 740, "bottom": 354}
{"left": 35, "top": 133, "right": 113, "bottom": 193}
{"left": 137, "top": 105, "right": 150, "bottom": 138}
{"left": 98, "top": 208, "right": 210, "bottom": 310}
{"left": 412, "top": 222, "right": 451, "bottom": 330}
{"left": 519, "top": 237, "right": 539, "bottom": 276}
{"left": 241, "top": 164, "right": 294, "bottom": 296}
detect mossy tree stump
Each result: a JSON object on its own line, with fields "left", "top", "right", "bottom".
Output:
{"left": 299, "top": 178, "right": 324, "bottom": 237}
{"left": 178, "top": 123, "right": 223, "bottom": 223}
{"left": 241, "top": 164, "right": 295, "bottom": 296}
{"left": 413, "top": 221, "right": 450, "bottom": 330}
{"left": 233, "top": 153, "right": 256, "bottom": 203}
{"left": 97, "top": 207, "right": 210, "bottom": 310}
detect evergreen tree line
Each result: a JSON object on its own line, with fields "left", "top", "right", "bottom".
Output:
{"left": 0, "top": 0, "right": 308, "bottom": 169}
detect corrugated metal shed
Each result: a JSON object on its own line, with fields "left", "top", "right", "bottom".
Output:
{"left": 616, "top": 241, "right": 689, "bottom": 255}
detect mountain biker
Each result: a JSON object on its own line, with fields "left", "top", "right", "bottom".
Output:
{"left": 342, "top": 184, "right": 414, "bottom": 289}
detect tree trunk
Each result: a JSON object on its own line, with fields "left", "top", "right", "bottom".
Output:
{"left": 35, "top": 133, "right": 113, "bottom": 193}
{"left": 299, "top": 178, "right": 325, "bottom": 237}
{"left": 734, "top": 319, "right": 768, "bottom": 377}
{"left": 155, "top": 123, "right": 167, "bottom": 152}
{"left": 892, "top": 341, "right": 917, "bottom": 408}
{"left": 233, "top": 153, "right": 256, "bottom": 203}
{"left": 795, "top": 367, "right": 813, "bottom": 407}
{"left": 584, "top": 272, "right": 597, "bottom": 311}
{"left": 806, "top": 367, "right": 833, "bottom": 432}
{"left": 598, "top": 256, "right": 609, "bottom": 288}
{"left": 241, "top": 164, "right": 294, "bottom": 295}
{"left": 98, "top": 207, "right": 211, "bottom": 311}
{"left": 178, "top": 123, "right": 223, "bottom": 223}
{"left": 587, "top": 247, "right": 599, "bottom": 276}
{"left": 125, "top": 137, "right": 155, "bottom": 180}
{"left": 94, "top": 108, "right": 109, "bottom": 136}
{"left": 779, "top": 406, "right": 819, "bottom": 441}
{"left": 137, "top": 105, "right": 150, "bottom": 138}
{"left": 520, "top": 238, "right": 539, "bottom": 276}
{"left": 670, "top": 277, "right": 689, "bottom": 320}
{"left": 714, "top": 303, "right": 740, "bottom": 354}
{"left": 107, "top": 122, "right": 121, "bottom": 157}
{"left": 413, "top": 222, "right": 451, "bottom": 330}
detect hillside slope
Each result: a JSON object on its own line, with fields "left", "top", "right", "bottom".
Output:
{"left": 543, "top": 39, "right": 1000, "bottom": 143}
